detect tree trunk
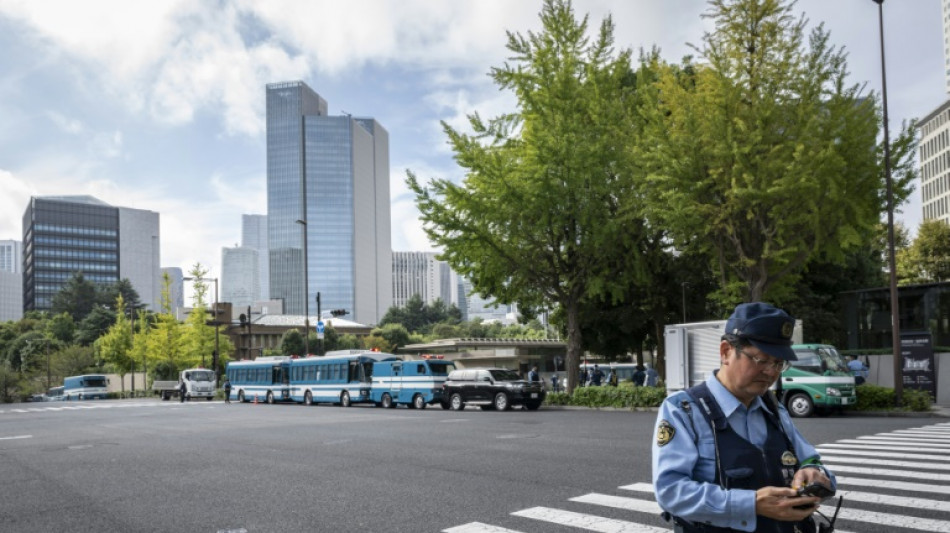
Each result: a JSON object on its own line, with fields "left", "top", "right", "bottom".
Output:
{"left": 564, "top": 295, "right": 584, "bottom": 395}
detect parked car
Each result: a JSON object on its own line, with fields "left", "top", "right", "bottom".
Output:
{"left": 441, "top": 368, "right": 545, "bottom": 411}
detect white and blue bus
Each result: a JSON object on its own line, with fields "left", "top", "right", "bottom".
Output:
{"left": 63, "top": 374, "right": 109, "bottom": 400}
{"left": 226, "top": 356, "right": 292, "bottom": 404}
{"left": 371, "top": 357, "right": 456, "bottom": 409}
{"left": 290, "top": 351, "right": 399, "bottom": 407}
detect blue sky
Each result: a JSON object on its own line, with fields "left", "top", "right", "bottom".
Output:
{"left": 0, "top": 0, "right": 944, "bottom": 280}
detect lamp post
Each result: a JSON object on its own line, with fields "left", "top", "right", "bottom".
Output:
{"left": 183, "top": 276, "right": 220, "bottom": 383}
{"left": 873, "top": 0, "right": 902, "bottom": 406}
{"left": 296, "top": 219, "right": 310, "bottom": 356}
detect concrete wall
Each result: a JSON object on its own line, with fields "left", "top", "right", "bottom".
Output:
{"left": 863, "top": 352, "right": 950, "bottom": 406}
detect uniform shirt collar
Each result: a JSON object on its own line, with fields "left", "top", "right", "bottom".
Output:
{"left": 709, "top": 370, "right": 770, "bottom": 416}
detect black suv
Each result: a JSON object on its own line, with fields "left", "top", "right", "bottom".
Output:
{"left": 441, "top": 368, "right": 545, "bottom": 411}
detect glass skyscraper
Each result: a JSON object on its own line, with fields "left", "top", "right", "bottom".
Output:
{"left": 266, "top": 81, "right": 392, "bottom": 325}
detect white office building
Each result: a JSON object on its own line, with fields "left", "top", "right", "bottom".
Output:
{"left": 241, "top": 214, "right": 269, "bottom": 301}
{"left": 392, "top": 251, "right": 460, "bottom": 309}
{"left": 221, "top": 246, "right": 260, "bottom": 310}
{"left": 0, "top": 240, "right": 23, "bottom": 322}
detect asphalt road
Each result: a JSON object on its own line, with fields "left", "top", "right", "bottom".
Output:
{"left": 0, "top": 399, "right": 945, "bottom": 532}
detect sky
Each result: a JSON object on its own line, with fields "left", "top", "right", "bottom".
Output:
{"left": 0, "top": 0, "right": 945, "bottom": 280}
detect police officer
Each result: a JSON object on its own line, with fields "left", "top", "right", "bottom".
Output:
{"left": 179, "top": 380, "right": 187, "bottom": 403}
{"left": 652, "top": 302, "right": 835, "bottom": 533}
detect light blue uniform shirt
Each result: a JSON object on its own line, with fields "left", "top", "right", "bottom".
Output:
{"left": 652, "top": 374, "right": 835, "bottom": 532}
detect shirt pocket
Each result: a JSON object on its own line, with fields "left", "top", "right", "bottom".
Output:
{"left": 722, "top": 466, "right": 754, "bottom": 490}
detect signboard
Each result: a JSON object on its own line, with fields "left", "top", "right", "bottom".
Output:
{"left": 901, "top": 331, "right": 936, "bottom": 400}
{"left": 316, "top": 320, "right": 325, "bottom": 340}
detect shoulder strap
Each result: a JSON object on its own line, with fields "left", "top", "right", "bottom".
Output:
{"left": 685, "top": 382, "right": 728, "bottom": 431}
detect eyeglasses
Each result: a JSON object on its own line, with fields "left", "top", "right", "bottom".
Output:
{"left": 737, "top": 348, "right": 790, "bottom": 372}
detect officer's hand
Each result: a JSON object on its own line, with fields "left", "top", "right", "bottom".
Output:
{"left": 792, "top": 466, "right": 831, "bottom": 491}
{"left": 755, "top": 486, "right": 820, "bottom": 522}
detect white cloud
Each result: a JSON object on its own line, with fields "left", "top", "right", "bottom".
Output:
{"left": 45, "top": 111, "right": 84, "bottom": 135}
{"left": 0, "top": 170, "right": 35, "bottom": 239}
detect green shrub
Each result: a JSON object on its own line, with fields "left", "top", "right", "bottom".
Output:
{"left": 854, "top": 384, "right": 932, "bottom": 412}
{"left": 543, "top": 385, "right": 665, "bottom": 409}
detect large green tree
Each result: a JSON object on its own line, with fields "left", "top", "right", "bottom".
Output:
{"left": 642, "top": 0, "right": 916, "bottom": 306}
{"left": 897, "top": 219, "right": 950, "bottom": 284}
{"left": 408, "top": 0, "right": 644, "bottom": 393}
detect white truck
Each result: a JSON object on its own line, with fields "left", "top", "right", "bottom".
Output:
{"left": 664, "top": 320, "right": 856, "bottom": 417}
{"left": 152, "top": 368, "right": 217, "bottom": 401}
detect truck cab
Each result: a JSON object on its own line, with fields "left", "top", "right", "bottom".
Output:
{"left": 781, "top": 344, "right": 856, "bottom": 417}
{"left": 180, "top": 368, "right": 216, "bottom": 401}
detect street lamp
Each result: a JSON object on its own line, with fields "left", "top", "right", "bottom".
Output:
{"left": 872, "top": 0, "right": 902, "bottom": 405}
{"left": 182, "top": 276, "right": 220, "bottom": 384}
{"left": 296, "top": 219, "right": 310, "bottom": 356}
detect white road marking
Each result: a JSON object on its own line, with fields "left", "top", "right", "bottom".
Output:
{"left": 820, "top": 503, "right": 950, "bottom": 532}
{"left": 0, "top": 434, "right": 32, "bottom": 440}
{"left": 569, "top": 493, "right": 662, "bottom": 514}
{"left": 443, "top": 523, "right": 525, "bottom": 533}
{"left": 847, "top": 437, "right": 950, "bottom": 448}
{"left": 820, "top": 443, "right": 950, "bottom": 454}
{"left": 817, "top": 447, "right": 950, "bottom": 462}
{"left": 822, "top": 464, "right": 950, "bottom": 481}
{"left": 511, "top": 507, "right": 668, "bottom": 533}
{"left": 836, "top": 476, "right": 950, "bottom": 495}
{"left": 836, "top": 489, "right": 950, "bottom": 512}
{"left": 821, "top": 455, "right": 950, "bottom": 471}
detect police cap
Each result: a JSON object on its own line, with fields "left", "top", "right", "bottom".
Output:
{"left": 724, "top": 302, "right": 797, "bottom": 361}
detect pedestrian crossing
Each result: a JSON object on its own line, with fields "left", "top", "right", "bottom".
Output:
{"left": 444, "top": 421, "right": 950, "bottom": 533}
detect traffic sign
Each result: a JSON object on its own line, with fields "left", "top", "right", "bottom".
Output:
{"left": 316, "top": 321, "right": 325, "bottom": 339}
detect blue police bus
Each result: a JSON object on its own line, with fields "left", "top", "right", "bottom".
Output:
{"left": 371, "top": 357, "right": 456, "bottom": 409}
{"left": 289, "top": 351, "right": 398, "bottom": 407}
{"left": 226, "top": 356, "right": 292, "bottom": 404}
{"left": 63, "top": 374, "right": 109, "bottom": 400}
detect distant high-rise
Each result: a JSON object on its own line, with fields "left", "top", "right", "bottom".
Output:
{"left": 22, "top": 196, "right": 160, "bottom": 312}
{"left": 918, "top": 1, "right": 950, "bottom": 226}
{"left": 161, "top": 267, "right": 184, "bottom": 311}
{"left": 241, "top": 214, "right": 269, "bottom": 301}
{"left": 0, "top": 240, "right": 23, "bottom": 321}
{"left": 266, "top": 81, "right": 392, "bottom": 325}
{"left": 392, "top": 251, "right": 460, "bottom": 309}
{"left": 460, "top": 278, "right": 511, "bottom": 323}
{"left": 221, "top": 246, "right": 259, "bottom": 310}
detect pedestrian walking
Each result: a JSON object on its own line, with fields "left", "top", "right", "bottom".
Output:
{"left": 551, "top": 373, "right": 559, "bottom": 393}
{"left": 223, "top": 376, "right": 232, "bottom": 404}
{"left": 179, "top": 380, "right": 187, "bottom": 403}
{"left": 652, "top": 302, "right": 836, "bottom": 532}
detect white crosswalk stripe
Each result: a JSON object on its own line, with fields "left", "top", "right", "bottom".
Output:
{"left": 443, "top": 422, "right": 950, "bottom": 533}
{"left": 0, "top": 401, "right": 215, "bottom": 416}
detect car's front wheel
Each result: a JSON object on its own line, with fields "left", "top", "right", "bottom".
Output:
{"left": 266, "top": 391, "right": 274, "bottom": 404}
{"left": 786, "top": 392, "right": 814, "bottom": 418}
{"left": 450, "top": 393, "right": 465, "bottom": 411}
{"left": 493, "top": 392, "right": 509, "bottom": 411}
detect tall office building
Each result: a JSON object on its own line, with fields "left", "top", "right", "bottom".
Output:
{"left": 221, "top": 246, "right": 259, "bottom": 310}
{"left": 0, "top": 240, "right": 23, "bottom": 321}
{"left": 161, "top": 267, "right": 184, "bottom": 311}
{"left": 460, "top": 278, "right": 511, "bottom": 323}
{"left": 918, "top": 1, "right": 950, "bottom": 225}
{"left": 266, "top": 81, "right": 392, "bottom": 325}
{"left": 22, "top": 196, "right": 161, "bottom": 312}
{"left": 241, "top": 214, "right": 269, "bottom": 301}
{"left": 392, "top": 251, "right": 460, "bottom": 309}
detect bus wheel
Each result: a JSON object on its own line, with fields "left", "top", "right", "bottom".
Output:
{"left": 266, "top": 391, "right": 274, "bottom": 404}
{"left": 340, "top": 391, "right": 351, "bottom": 407}
{"left": 238, "top": 390, "right": 245, "bottom": 403}
{"left": 493, "top": 393, "right": 509, "bottom": 411}
{"left": 413, "top": 395, "right": 427, "bottom": 410}
{"left": 381, "top": 393, "right": 393, "bottom": 409}
{"left": 450, "top": 393, "right": 465, "bottom": 411}
{"left": 304, "top": 391, "right": 313, "bottom": 406}
{"left": 786, "top": 392, "right": 814, "bottom": 418}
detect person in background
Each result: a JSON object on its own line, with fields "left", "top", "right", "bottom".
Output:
{"left": 528, "top": 366, "right": 541, "bottom": 383}
{"left": 179, "top": 380, "right": 187, "bottom": 403}
{"left": 590, "top": 364, "right": 604, "bottom": 386}
{"left": 223, "top": 376, "right": 232, "bottom": 404}
{"left": 633, "top": 365, "right": 646, "bottom": 387}
{"left": 652, "top": 302, "right": 834, "bottom": 532}
{"left": 644, "top": 363, "right": 659, "bottom": 387}
{"left": 551, "top": 373, "right": 560, "bottom": 393}
{"left": 607, "top": 368, "right": 618, "bottom": 387}
{"left": 847, "top": 355, "right": 868, "bottom": 385}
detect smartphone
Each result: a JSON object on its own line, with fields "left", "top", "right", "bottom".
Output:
{"left": 797, "top": 482, "right": 835, "bottom": 499}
